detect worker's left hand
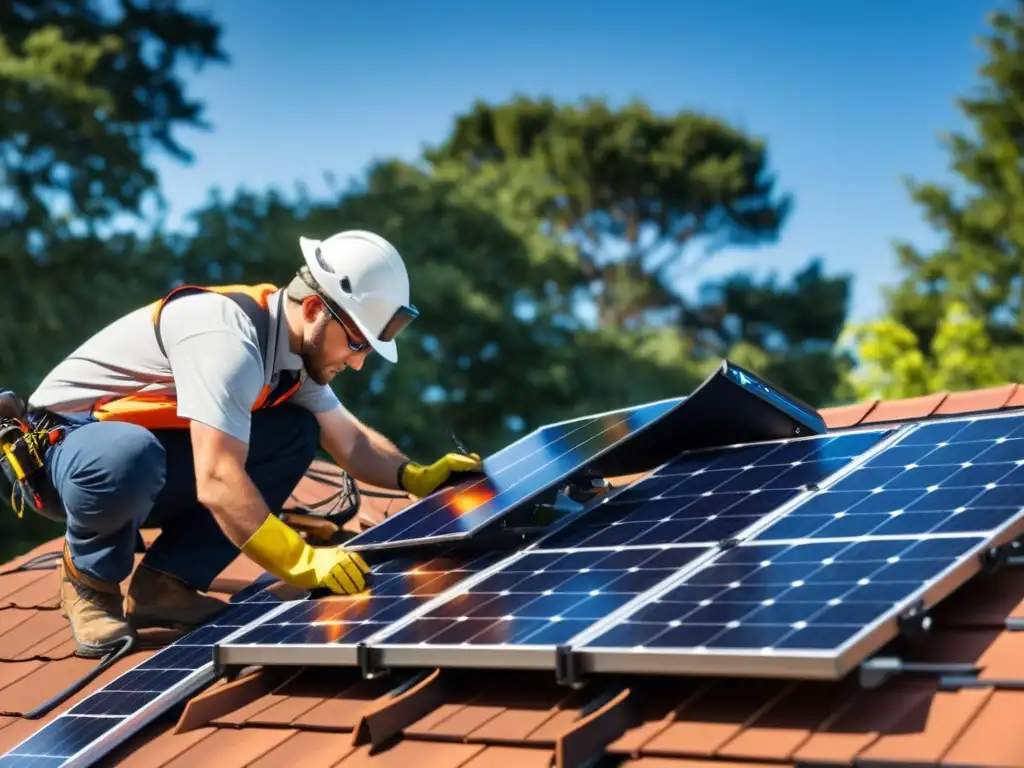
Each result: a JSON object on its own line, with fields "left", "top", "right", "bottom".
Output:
{"left": 401, "top": 452, "right": 483, "bottom": 497}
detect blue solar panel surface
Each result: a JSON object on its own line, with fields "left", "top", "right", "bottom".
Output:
{"left": 753, "top": 413, "right": 1024, "bottom": 542}
{"left": 23, "top": 412, "right": 1023, "bottom": 766}
{"left": 582, "top": 536, "right": 983, "bottom": 652}
{"left": 229, "top": 550, "right": 503, "bottom": 647}
{"left": 542, "top": 430, "right": 891, "bottom": 549}
{"left": 377, "top": 546, "right": 714, "bottom": 648}
{"left": 0, "top": 587, "right": 284, "bottom": 766}
{"left": 346, "top": 398, "right": 683, "bottom": 551}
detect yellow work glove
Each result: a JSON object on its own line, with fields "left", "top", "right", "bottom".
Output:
{"left": 400, "top": 452, "right": 483, "bottom": 498}
{"left": 241, "top": 515, "right": 370, "bottom": 595}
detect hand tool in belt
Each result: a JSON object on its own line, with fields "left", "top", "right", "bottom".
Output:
{"left": 0, "top": 390, "right": 65, "bottom": 517}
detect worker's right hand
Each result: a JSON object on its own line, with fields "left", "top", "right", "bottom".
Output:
{"left": 241, "top": 514, "right": 371, "bottom": 595}
{"left": 304, "top": 546, "right": 372, "bottom": 595}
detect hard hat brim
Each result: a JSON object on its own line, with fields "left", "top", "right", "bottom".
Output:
{"left": 299, "top": 236, "right": 399, "bottom": 363}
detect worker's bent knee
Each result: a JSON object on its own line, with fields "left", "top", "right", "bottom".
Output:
{"left": 54, "top": 422, "right": 166, "bottom": 532}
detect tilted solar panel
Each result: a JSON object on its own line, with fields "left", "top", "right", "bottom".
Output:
{"left": 345, "top": 397, "right": 684, "bottom": 551}
{"left": 0, "top": 584, "right": 290, "bottom": 768}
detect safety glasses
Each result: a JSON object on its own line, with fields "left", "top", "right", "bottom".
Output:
{"left": 377, "top": 304, "right": 420, "bottom": 342}
{"left": 317, "top": 296, "right": 419, "bottom": 353}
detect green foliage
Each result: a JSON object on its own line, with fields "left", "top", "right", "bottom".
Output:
{"left": 841, "top": 302, "right": 1013, "bottom": 401}
{"left": 0, "top": 0, "right": 226, "bottom": 401}
{"left": 845, "top": 1, "right": 1024, "bottom": 397}
{"left": 693, "top": 259, "right": 853, "bottom": 405}
{"left": 425, "top": 96, "right": 851, "bottom": 406}
{"left": 427, "top": 95, "right": 792, "bottom": 328}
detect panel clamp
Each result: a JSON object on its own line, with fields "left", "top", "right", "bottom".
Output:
{"left": 897, "top": 598, "right": 932, "bottom": 643}
{"left": 980, "top": 534, "right": 1024, "bottom": 575}
{"left": 555, "top": 645, "right": 583, "bottom": 688}
{"left": 858, "top": 656, "right": 979, "bottom": 689}
{"left": 357, "top": 642, "right": 388, "bottom": 680}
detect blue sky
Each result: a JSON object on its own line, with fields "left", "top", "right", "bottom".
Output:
{"left": 153, "top": 0, "right": 1002, "bottom": 323}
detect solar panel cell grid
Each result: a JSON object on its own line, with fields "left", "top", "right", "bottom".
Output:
{"left": 227, "top": 550, "right": 504, "bottom": 648}
{"left": 753, "top": 413, "right": 1024, "bottom": 542}
{"left": 346, "top": 398, "right": 682, "bottom": 550}
{"left": 542, "top": 430, "right": 891, "bottom": 550}
{"left": 378, "top": 546, "right": 714, "bottom": 648}
{"left": 1, "top": 585, "right": 285, "bottom": 765}
{"left": 582, "top": 535, "right": 982, "bottom": 653}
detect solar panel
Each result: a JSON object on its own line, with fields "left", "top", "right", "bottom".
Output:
{"left": 213, "top": 427, "right": 897, "bottom": 674}
{"left": 752, "top": 412, "right": 1024, "bottom": 542}
{"left": 369, "top": 545, "right": 717, "bottom": 670}
{"left": 573, "top": 534, "right": 995, "bottom": 680}
{"left": 0, "top": 583, "right": 291, "bottom": 768}
{"left": 540, "top": 429, "right": 893, "bottom": 550}
{"left": 345, "top": 397, "right": 686, "bottom": 551}
{"left": 213, "top": 549, "right": 506, "bottom": 667}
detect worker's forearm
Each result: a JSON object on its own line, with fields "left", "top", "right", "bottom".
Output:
{"left": 335, "top": 426, "right": 408, "bottom": 490}
{"left": 197, "top": 468, "right": 275, "bottom": 549}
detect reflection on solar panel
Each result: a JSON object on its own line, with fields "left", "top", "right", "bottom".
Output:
{"left": 375, "top": 546, "right": 714, "bottom": 665}
{"left": 542, "top": 429, "right": 892, "bottom": 549}
{"left": 0, "top": 586, "right": 288, "bottom": 768}
{"left": 218, "top": 550, "right": 504, "bottom": 666}
{"left": 346, "top": 397, "right": 685, "bottom": 551}
{"left": 576, "top": 534, "right": 989, "bottom": 679}
{"left": 753, "top": 413, "right": 1024, "bottom": 542}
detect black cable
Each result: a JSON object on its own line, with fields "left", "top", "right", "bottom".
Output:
{"left": 0, "top": 550, "right": 61, "bottom": 576}
{"left": 22, "top": 634, "right": 138, "bottom": 720}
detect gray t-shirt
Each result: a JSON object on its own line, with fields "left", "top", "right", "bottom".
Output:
{"left": 29, "top": 288, "right": 340, "bottom": 443}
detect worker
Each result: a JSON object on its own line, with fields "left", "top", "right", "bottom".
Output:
{"left": 1, "top": 230, "right": 482, "bottom": 658}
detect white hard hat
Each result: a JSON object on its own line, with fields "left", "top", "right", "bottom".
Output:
{"left": 298, "top": 230, "right": 418, "bottom": 363}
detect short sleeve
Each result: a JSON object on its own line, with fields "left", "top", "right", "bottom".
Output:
{"left": 159, "top": 293, "right": 266, "bottom": 443}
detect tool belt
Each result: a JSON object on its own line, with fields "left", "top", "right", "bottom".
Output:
{"left": 0, "top": 393, "right": 65, "bottom": 518}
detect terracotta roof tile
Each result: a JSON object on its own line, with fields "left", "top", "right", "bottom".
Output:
{"left": 819, "top": 399, "right": 879, "bottom": 428}
{"left": 338, "top": 740, "right": 486, "bottom": 768}
{"left": 7, "top": 387, "right": 1024, "bottom": 767}
{"left": 942, "top": 691, "right": 1024, "bottom": 767}
{"left": 935, "top": 384, "right": 1019, "bottom": 415}
{"left": 460, "top": 746, "right": 554, "bottom": 768}
{"left": 1004, "top": 385, "right": 1024, "bottom": 409}
{"left": 247, "top": 730, "right": 359, "bottom": 768}
{"left": 858, "top": 687, "right": 993, "bottom": 766}
{"left": 862, "top": 392, "right": 950, "bottom": 424}
{"left": 161, "top": 726, "right": 298, "bottom": 768}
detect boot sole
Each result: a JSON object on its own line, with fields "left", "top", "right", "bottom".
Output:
{"left": 72, "top": 638, "right": 133, "bottom": 659}
{"left": 66, "top": 617, "right": 136, "bottom": 659}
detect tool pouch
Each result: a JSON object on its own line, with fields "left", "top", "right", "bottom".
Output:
{"left": 0, "top": 416, "right": 62, "bottom": 518}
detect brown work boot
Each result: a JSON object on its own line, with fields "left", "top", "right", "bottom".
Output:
{"left": 58, "top": 544, "right": 136, "bottom": 658}
{"left": 124, "top": 563, "right": 228, "bottom": 635}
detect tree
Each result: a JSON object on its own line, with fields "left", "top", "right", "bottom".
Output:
{"left": 427, "top": 96, "right": 792, "bottom": 331}
{"left": 840, "top": 302, "right": 1011, "bottom": 401}
{"left": 0, "top": 0, "right": 226, "bottom": 397}
{"left": 844, "top": 2, "right": 1024, "bottom": 398}
{"left": 425, "top": 96, "right": 852, "bottom": 406}
{"left": 696, "top": 259, "right": 854, "bottom": 405}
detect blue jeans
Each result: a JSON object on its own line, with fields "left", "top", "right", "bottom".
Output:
{"left": 39, "top": 403, "right": 320, "bottom": 590}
